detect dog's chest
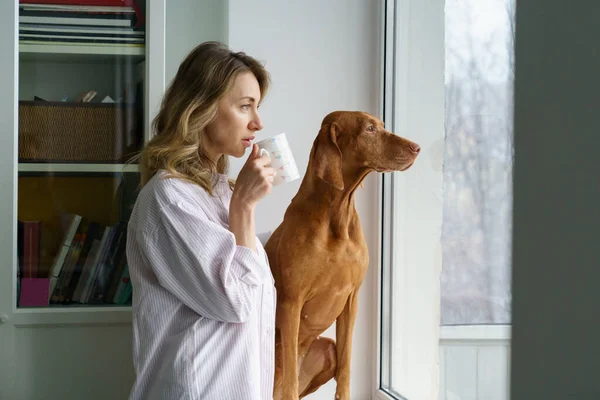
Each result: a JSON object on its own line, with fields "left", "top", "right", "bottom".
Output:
{"left": 313, "top": 237, "right": 369, "bottom": 284}
{"left": 300, "top": 241, "right": 367, "bottom": 330}
{"left": 338, "top": 240, "right": 368, "bottom": 268}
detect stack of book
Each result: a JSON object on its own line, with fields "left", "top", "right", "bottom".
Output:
{"left": 17, "top": 214, "right": 133, "bottom": 307}
{"left": 19, "top": 0, "right": 144, "bottom": 48}
{"left": 47, "top": 215, "right": 132, "bottom": 306}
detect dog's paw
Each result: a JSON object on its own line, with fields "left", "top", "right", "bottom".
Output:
{"left": 334, "top": 390, "right": 350, "bottom": 400}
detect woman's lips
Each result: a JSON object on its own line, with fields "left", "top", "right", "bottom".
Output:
{"left": 242, "top": 139, "right": 253, "bottom": 148}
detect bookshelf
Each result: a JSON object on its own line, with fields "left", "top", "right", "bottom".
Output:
{"left": 0, "top": 0, "right": 228, "bottom": 398}
{"left": 15, "top": 1, "right": 147, "bottom": 312}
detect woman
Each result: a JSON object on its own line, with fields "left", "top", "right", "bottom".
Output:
{"left": 126, "top": 41, "right": 276, "bottom": 400}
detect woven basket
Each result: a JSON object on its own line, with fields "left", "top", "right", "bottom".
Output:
{"left": 19, "top": 101, "right": 141, "bottom": 163}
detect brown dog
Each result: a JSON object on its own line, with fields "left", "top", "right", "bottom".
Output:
{"left": 264, "top": 111, "right": 420, "bottom": 399}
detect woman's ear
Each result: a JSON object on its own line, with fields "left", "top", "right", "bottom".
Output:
{"left": 312, "top": 122, "right": 344, "bottom": 190}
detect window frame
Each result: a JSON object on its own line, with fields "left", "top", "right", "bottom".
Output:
{"left": 374, "top": 0, "right": 515, "bottom": 399}
{"left": 373, "top": 0, "right": 446, "bottom": 398}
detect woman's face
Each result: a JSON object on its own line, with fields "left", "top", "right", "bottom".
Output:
{"left": 203, "top": 71, "right": 264, "bottom": 160}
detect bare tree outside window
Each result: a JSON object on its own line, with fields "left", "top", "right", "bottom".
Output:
{"left": 442, "top": 0, "right": 516, "bottom": 325}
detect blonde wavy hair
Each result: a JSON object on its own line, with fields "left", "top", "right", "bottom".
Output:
{"left": 135, "top": 41, "right": 270, "bottom": 195}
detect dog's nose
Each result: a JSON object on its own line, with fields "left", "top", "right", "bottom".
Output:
{"left": 410, "top": 143, "right": 421, "bottom": 154}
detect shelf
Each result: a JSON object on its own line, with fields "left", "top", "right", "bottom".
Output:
{"left": 19, "top": 163, "right": 139, "bottom": 174}
{"left": 12, "top": 306, "right": 132, "bottom": 327}
{"left": 19, "top": 42, "right": 145, "bottom": 63}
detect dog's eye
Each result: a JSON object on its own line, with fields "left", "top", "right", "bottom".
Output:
{"left": 366, "top": 125, "right": 375, "bottom": 132}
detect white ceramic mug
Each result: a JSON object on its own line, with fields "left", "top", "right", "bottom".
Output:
{"left": 256, "top": 132, "right": 301, "bottom": 186}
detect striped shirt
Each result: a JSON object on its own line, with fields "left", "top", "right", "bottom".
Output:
{"left": 126, "top": 170, "right": 276, "bottom": 400}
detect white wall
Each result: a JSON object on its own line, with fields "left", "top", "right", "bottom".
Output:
{"left": 228, "top": 1, "right": 382, "bottom": 399}
{"left": 165, "top": 0, "right": 228, "bottom": 86}
{"left": 510, "top": 0, "right": 600, "bottom": 399}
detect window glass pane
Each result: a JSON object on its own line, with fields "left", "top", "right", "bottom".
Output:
{"left": 442, "top": 0, "right": 515, "bottom": 325}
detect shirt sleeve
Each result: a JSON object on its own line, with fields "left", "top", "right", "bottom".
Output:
{"left": 140, "top": 201, "right": 270, "bottom": 323}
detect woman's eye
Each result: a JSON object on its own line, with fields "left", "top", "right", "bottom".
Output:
{"left": 241, "top": 104, "right": 251, "bottom": 110}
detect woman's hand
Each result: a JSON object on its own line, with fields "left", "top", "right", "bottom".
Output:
{"left": 231, "top": 144, "right": 275, "bottom": 210}
{"left": 229, "top": 144, "right": 275, "bottom": 251}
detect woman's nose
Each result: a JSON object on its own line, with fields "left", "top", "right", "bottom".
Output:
{"left": 249, "top": 113, "right": 263, "bottom": 131}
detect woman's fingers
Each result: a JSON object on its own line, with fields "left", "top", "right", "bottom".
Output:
{"left": 262, "top": 167, "right": 275, "bottom": 178}
{"left": 257, "top": 154, "right": 271, "bottom": 168}
{"left": 245, "top": 144, "right": 260, "bottom": 164}
{"left": 235, "top": 149, "right": 276, "bottom": 202}
{"left": 260, "top": 166, "right": 275, "bottom": 184}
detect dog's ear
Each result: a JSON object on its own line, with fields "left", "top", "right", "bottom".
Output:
{"left": 313, "top": 122, "right": 344, "bottom": 190}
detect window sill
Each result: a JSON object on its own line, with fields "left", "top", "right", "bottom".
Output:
{"left": 440, "top": 324, "right": 511, "bottom": 342}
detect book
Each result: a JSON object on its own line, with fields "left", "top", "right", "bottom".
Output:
{"left": 20, "top": 221, "right": 41, "bottom": 279}
{"left": 19, "top": 34, "right": 144, "bottom": 44}
{"left": 116, "top": 280, "right": 132, "bottom": 305}
{"left": 17, "top": 221, "right": 24, "bottom": 277}
{"left": 105, "top": 255, "right": 126, "bottom": 302}
{"left": 72, "top": 238, "right": 102, "bottom": 302}
{"left": 19, "top": 24, "right": 144, "bottom": 37}
{"left": 87, "top": 222, "right": 125, "bottom": 304}
{"left": 19, "top": 278, "right": 50, "bottom": 307}
{"left": 50, "top": 233, "right": 83, "bottom": 303}
{"left": 19, "top": 15, "right": 133, "bottom": 27}
{"left": 19, "top": 39, "right": 144, "bottom": 47}
{"left": 81, "top": 225, "right": 116, "bottom": 302}
{"left": 111, "top": 263, "right": 129, "bottom": 303}
{"left": 19, "top": 0, "right": 135, "bottom": 7}
{"left": 20, "top": 4, "right": 135, "bottom": 13}
{"left": 18, "top": 0, "right": 143, "bottom": 28}
{"left": 47, "top": 214, "right": 82, "bottom": 298}
{"left": 63, "top": 221, "right": 101, "bottom": 303}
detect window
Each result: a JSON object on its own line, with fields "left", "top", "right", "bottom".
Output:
{"left": 377, "top": 1, "right": 515, "bottom": 399}
{"left": 442, "top": 0, "right": 514, "bottom": 327}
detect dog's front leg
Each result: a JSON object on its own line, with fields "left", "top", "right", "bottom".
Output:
{"left": 334, "top": 291, "right": 359, "bottom": 400}
{"left": 279, "top": 300, "right": 303, "bottom": 400}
